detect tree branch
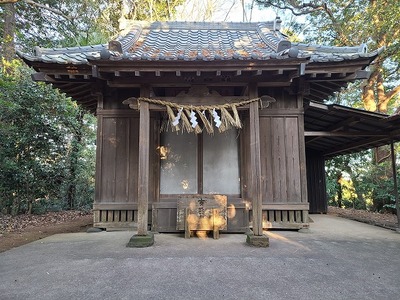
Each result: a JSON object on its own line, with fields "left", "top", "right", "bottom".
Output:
{"left": 385, "top": 84, "right": 400, "bottom": 102}
{"left": 256, "top": 0, "right": 327, "bottom": 16}
{"left": 23, "top": 0, "right": 72, "bottom": 21}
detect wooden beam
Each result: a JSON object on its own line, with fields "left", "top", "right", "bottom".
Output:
{"left": 31, "top": 72, "right": 55, "bottom": 82}
{"left": 305, "top": 131, "right": 388, "bottom": 137}
{"left": 262, "top": 204, "right": 309, "bottom": 210}
{"left": 137, "top": 86, "right": 151, "bottom": 236}
{"left": 324, "top": 136, "right": 389, "bottom": 157}
{"left": 299, "top": 63, "right": 306, "bottom": 76}
{"left": 306, "top": 117, "right": 361, "bottom": 145}
{"left": 91, "top": 65, "right": 99, "bottom": 78}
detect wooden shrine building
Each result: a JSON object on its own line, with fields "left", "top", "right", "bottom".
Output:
{"left": 18, "top": 18, "right": 400, "bottom": 237}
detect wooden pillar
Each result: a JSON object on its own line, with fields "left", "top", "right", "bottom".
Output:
{"left": 137, "top": 97, "right": 150, "bottom": 235}
{"left": 390, "top": 141, "right": 400, "bottom": 229}
{"left": 249, "top": 83, "right": 263, "bottom": 236}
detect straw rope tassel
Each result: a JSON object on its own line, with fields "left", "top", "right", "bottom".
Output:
{"left": 179, "top": 109, "right": 193, "bottom": 133}
{"left": 231, "top": 104, "right": 242, "bottom": 128}
{"left": 166, "top": 105, "right": 180, "bottom": 131}
{"left": 197, "top": 109, "right": 214, "bottom": 134}
{"left": 220, "top": 106, "right": 236, "bottom": 129}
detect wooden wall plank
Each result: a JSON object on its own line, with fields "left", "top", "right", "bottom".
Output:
{"left": 241, "top": 115, "right": 251, "bottom": 199}
{"left": 94, "top": 115, "right": 103, "bottom": 204}
{"left": 297, "top": 93, "right": 308, "bottom": 204}
{"left": 97, "top": 114, "right": 140, "bottom": 204}
{"left": 272, "top": 117, "right": 287, "bottom": 201}
{"left": 114, "top": 118, "right": 129, "bottom": 202}
{"left": 101, "top": 117, "right": 117, "bottom": 202}
{"left": 285, "top": 117, "right": 301, "bottom": 202}
{"left": 306, "top": 150, "right": 327, "bottom": 213}
{"left": 260, "top": 117, "right": 274, "bottom": 202}
{"left": 260, "top": 114, "right": 304, "bottom": 205}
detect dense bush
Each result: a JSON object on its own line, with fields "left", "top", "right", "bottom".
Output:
{"left": 326, "top": 150, "right": 399, "bottom": 214}
{"left": 0, "top": 62, "right": 96, "bottom": 215}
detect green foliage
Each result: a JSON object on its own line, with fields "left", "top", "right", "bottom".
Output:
{"left": 326, "top": 148, "right": 400, "bottom": 213}
{"left": 326, "top": 152, "right": 369, "bottom": 209}
{"left": 0, "top": 62, "right": 96, "bottom": 215}
{"left": 367, "top": 161, "right": 398, "bottom": 213}
{"left": 1, "top": 1, "right": 119, "bottom": 52}
{"left": 256, "top": 0, "right": 400, "bottom": 113}
{"left": 0, "top": 0, "right": 186, "bottom": 53}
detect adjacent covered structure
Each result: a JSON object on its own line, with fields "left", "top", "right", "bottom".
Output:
{"left": 18, "top": 18, "right": 400, "bottom": 237}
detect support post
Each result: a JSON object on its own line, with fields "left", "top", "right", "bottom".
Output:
{"left": 390, "top": 142, "right": 400, "bottom": 230}
{"left": 249, "top": 101, "right": 262, "bottom": 235}
{"left": 246, "top": 82, "right": 269, "bottom": 247}
{"left": 127, "top": 87, "right": 154, "bottom": 247}
{"left": 137, "top": 101, "right": 150, "bottom": 236}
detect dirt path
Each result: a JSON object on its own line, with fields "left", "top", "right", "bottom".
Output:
{"left": 0, "top": 212, "right": 93, "bottom": 253}
{"left": 327, "top": 206, "right": 398, "bottom": 230}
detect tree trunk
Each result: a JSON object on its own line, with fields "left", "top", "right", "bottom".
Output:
{"left": 67, "top": 112, "right": 84, "bottom": 210}
{"left": 377, "top": 72, "right": 388, "bottom": 113}
{"left": 336, "top": 172, "right": 343, "bottom": 208}
{"left": 11, "top": 196, "right": 20, "bottom": 216}
{"left": 362, "top": 76, "right": 377, "bottom": 112}
{"left": 1, "top": 3, "right": 16, "bottom": 74}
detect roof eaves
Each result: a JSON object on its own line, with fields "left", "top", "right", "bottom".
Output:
{"left": 256, "top": 23, "right": 291, "bottom": 53}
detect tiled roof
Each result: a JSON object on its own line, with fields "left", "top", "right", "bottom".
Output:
{"left": 17, "top": 20, "right": 381, "bottom": 65}
{"left": 116, "top": 22, "right": 292, "bottom": 61}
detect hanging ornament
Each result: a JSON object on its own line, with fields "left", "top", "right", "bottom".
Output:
{"left": 212, "top": 108, "right": 222, "bottom": 128}
{"left": 132, "top": 96, "right": 267, "bottom": 134}
{"left": 185, "top": 109, "right": 202, "bottom": 134}
{"left": 172, "top": 107, "right": 183, "bottom": 126}
{"left": 180, "top": 109, "right": 194, "bottom": 133}
{"left": 231, "top": 104, "right": 242, "bottom": 128}
{"left": 197, "top": 109, "right": 213, "bottom": 134}
{"left": 190, "top": 110, "right": 198, "bottom": 128}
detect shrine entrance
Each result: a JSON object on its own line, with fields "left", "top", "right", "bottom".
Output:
{"left": 159, "top": 129, "right": 241, "bottom": 196}
{"left": 129, "top": 85, "right": 257, "bottom": 233}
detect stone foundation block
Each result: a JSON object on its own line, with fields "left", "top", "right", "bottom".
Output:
{"left": 246, "top": 233, "right": 269, "bottom": 247}
{"left": 127, "top": 233, "right": 154, "bottom": 248}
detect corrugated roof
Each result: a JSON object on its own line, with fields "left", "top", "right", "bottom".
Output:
{"left": 304, "top": 101, "right": 400, "bottom": 158}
